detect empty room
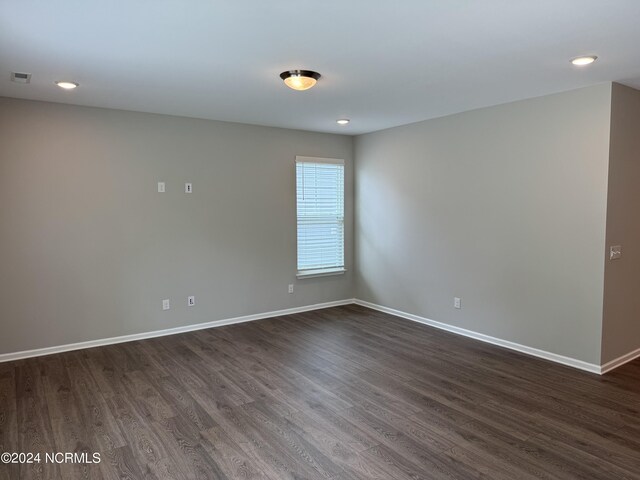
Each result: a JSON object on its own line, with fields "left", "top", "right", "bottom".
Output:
{"left": 1, "top": 1, "right": 640, "bottom": 479}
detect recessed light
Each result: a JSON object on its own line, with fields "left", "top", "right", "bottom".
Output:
{"left": 571, "top": 56, "right": 597, "bottom": 66}
{"left": 336, "top": 119, "right": 350, "bottom": 125}
{"left": 55, "top": 81, "right": 79, "bottom": 90}
{"left": 279, "top": 70, "right": 321, "bottom": 91}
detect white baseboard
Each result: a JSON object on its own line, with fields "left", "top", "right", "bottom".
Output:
{"left": 0, "top": 299, "right": 356, "bottom": 363}
{"left": 4, "top": 297, "right": 635, "bottom": 375}
{"left": 353, "top": 299, "right": 603, "bottom": 375}
{"left": 600, "top": 347, "right": 640, "bottom": 374}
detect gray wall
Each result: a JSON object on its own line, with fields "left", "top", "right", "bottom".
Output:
{"left": 354, "top": 84, "right": 612, "bottom": 364}
{"left": 601, "top": 83, "right": 640, "bottom": 364}
{"left": 3, "top": 84, "right": 634, "bottom": 366}
{"left": 0, "top": 97, "right": 353, "bottom": 355}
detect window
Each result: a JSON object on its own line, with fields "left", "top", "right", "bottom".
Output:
{"left": 296, "top": 156, "right": 345, "bottom": 277}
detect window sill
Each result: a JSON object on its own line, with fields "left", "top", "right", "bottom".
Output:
{"left": 297, "top": 268, "right": 346, "bottom": 279}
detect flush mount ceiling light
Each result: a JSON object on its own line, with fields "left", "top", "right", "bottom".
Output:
{"left": 279, "top": 70, "right": 321, "bottom": 91}
{"left": 336, "top": 119, "right": 350, "bottom": 125}
{"left": 55, "top": 81, "right": 79, "bottom": 89}
{"left": 571, "top": 56, "right": 597, "bottom": 66}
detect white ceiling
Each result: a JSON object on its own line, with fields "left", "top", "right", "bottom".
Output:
{"left": 2, "top": 0, "right": 640, "bottom": 135}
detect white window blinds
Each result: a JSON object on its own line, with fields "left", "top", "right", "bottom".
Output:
{"left": 296, "top": 156, "right": 345, "bottom": 275}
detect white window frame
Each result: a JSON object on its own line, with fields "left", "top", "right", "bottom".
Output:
{"left": 295, "top": 156, "right": 346, "bottom": 279}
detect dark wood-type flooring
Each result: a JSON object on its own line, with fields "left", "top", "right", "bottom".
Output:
{"left": 1, "top": 304, "right": 640, "bottom": 479}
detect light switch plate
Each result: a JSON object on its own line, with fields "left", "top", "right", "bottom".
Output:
{"left": 158, "top": 182, "right": 166, "bottom": 193}
{"left": 185, "top": 183, "right": 193, "bottom": 193}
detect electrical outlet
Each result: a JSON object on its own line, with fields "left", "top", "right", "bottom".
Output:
{"left": 158, "top": 182, "right": 166, "bottom": 193}
{"left": 288, "top": 284, "right": 294, "bottom": 294}
{"left": 185, "top": 183, "right": 193, "bottom": 193}
{"left": 454, "top": 297, "right": 461, "bottom": 309}
{"left": 162, "top": 299, "right": 170, "bottom": 310}
{"left": 187, "top": 295, "right": 195, "bottom": 307}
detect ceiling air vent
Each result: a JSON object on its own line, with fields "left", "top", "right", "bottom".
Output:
{"left": 11, "top": 72, "right": 32, "bottom": 84}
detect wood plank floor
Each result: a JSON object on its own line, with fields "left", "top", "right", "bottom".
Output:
{"left": 1, "top": 304, "right": 639, "bottom": 479}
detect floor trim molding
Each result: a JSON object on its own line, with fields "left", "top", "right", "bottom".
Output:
{"left": 4, "top": 297, "right": 635, "bottom": 374}
{"left": 0, "top": 298, "right": 356, "bottom": 363}
{"left": 600, "top": 347, "right": 640, "bottom": 374}
{"left": 353, "top": 299, "right": 603, "bottom": 375}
